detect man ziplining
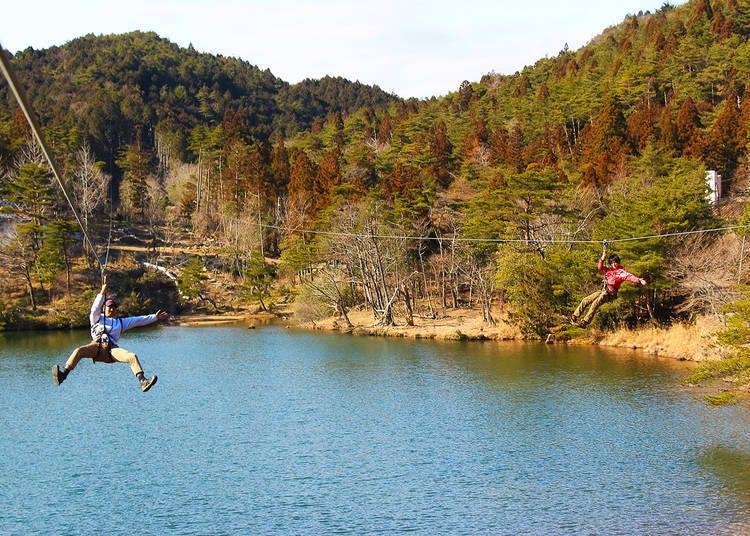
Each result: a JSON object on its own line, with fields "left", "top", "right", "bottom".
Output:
{"left": 2, "top": 43, "right": 172, "bottom": 393}
{"left": 570, "top": 248, "right": 647, "bottom": 327}
{"left": 52, "top": 282, "right": 168, "bottom": 392}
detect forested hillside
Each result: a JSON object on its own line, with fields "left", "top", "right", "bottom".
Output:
{"left": 1, "top": 0, "right": 750, "bottom": 359}
{"left": 0, "top": 31, "right": 399, "bottom": 170}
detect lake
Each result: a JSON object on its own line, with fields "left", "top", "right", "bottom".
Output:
{"left": 1, "top": 325, "right": 749, "bottom": 535}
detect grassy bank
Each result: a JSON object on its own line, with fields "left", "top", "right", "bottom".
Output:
{"left": 292, "top": 305, "right": 725, "bottom": 363}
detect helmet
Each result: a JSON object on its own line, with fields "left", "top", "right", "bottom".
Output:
{"left": 608, "top": 254, "right": 621, "bottom": 265}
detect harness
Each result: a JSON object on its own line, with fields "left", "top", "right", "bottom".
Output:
{"left": 601, "top": 278, "right": 618, "bottom": 298}
{"left": 91, "top": 298, "right": 122, "bottom": 359}
{"left": 599, "top": 241, "right": 619, "bottom": 298}
{"left": 91, "top": 321, "right": 111, "bottom": 356}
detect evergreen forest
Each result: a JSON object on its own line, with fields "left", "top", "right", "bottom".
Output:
{"left": 2, "top": 0, "right": 750, "bottom": 396}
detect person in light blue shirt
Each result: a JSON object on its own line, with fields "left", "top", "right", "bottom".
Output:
{"left": 52, "top": 282, "right": 168, "bottom": 392}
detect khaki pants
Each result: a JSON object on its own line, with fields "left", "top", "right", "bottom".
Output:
{"left": 572, "top": 288, "right": 615, "bottom": 326}
{"left": 64, "top": 341, "right": 144, "bottom": 376}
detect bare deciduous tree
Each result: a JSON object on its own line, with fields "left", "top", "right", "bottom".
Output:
{"left": 71, "top": 143, "right": 110, "bottom": 261}
{"left": 668, "top": 233, "right": 747, "bottom": 316}
{"left": 303, "top": 264, "right": 355, "bottom": 328}
{"left": 220, "top": 209, "right": 262, "bottom": 281}
{"left": 320, "top": 200, "right": 413, "bottom": 326}
{"left": 0, "top": 224, "right": 38, "bottom": 310}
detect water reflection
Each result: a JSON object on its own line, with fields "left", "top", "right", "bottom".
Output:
{"left": 698, "top": 444, "right": 750, "bottom": 504}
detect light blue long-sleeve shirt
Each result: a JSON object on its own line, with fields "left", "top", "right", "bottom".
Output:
{"left": 89, "top": 292, "right": 158, "bottom": 346}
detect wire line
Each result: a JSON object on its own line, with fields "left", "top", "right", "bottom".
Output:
{"left": 0, "top": 42, "right": 106, "bottom": 276}
{"left": 260, "top": 222, "right": 750, "bottom": 245}
{"left": 3, "top": 43, "right": 745, "bottom": 257}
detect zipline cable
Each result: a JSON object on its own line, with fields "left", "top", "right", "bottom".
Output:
{"left": 2, "top": 42, "right": 744, "bottom": 257}
{"left": 0, "top": 41, "right": 106, "bottom": 278}
{"left": 258, "top": 221, "right": 750, "bottom": 245}
{"left": 102, "top": 173, "right": 115, "bottom": 276}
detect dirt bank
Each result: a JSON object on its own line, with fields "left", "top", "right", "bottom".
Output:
{"left": 301, "top": 307, "right": 519, "bottom": 341}
{"left": 294, "top": 307, "right": 726, "bottom": 363}
{"left": 168, "top": 296, "right": 726, "bottom": 364}
{"left": 175, "top": 310, "right": 280, "bottom": 327}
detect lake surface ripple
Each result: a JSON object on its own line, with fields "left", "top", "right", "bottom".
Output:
{"left": 1, "top": 326, "right": 749, "bottom": 535}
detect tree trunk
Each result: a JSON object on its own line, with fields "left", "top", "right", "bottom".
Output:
{"left": 338, "top": 302, "right": 352, "bottom": 328}
{"left": 401, "top": 283, "right": 414, "bottom": 326}
{"left": 418, "top": 249, "right": 435, "bottom": 317}
{"left": 23, "top": 266, "right": 36, "bottom": 310}
{"left": 64, "top": 252, "right": 72, "bottom": 296}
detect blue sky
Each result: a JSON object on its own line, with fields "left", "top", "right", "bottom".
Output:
{"left": 1, "top": 0, "right": 688, "bottom": 99}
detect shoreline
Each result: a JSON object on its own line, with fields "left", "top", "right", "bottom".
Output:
{"left": 136, "top": 306, "right": 750, "bottom": 401}
{"left": 173, "top": 307, "right": 725, "bottom": 364}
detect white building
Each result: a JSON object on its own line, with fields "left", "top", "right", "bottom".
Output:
{"left": 706, "top": 170, "right": 722, "bottom": 204}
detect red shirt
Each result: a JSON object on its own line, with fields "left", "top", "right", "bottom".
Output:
{"left": 598, "top": 259, "right": 641, "bottom": 295}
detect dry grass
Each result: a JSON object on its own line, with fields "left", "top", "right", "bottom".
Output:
{"left": 300, "top": 305, "right": 729, "bottom": 363}
{"left": 299, "top": 305, "right": 521, "bottom": 341}
{"left": 598, "top": 315, "right": 728, "bottom": 362}
{"left": 177, "top": 293, "right": 730, "bottom": 365}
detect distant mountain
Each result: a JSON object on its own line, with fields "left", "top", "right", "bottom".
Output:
{"left": 2, "top": 0, "right": 750, "bottom": 337}
{"left": 2, "top": 0, "right": 749, "bottom": 192}
{"left": 0, "top": 31, "right": 400, "bottom": 162}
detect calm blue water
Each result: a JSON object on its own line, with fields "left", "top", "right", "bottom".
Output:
{"left": 0, "top": 325, "right": 749, "bottom": 535}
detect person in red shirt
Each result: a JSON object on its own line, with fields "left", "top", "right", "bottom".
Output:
{"left": 570, "top": 249, "right": 646, "bottom": 326}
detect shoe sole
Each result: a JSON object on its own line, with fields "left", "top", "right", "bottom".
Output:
{"left": 52, "top": 365, "right": 62, "bottom": 385}
{"left": 141, "top": 375, "right": 158, "bottom": 392}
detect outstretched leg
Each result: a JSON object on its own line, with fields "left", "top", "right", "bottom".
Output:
{"left": 572, "top": 290, "right": 602, "bottom": 324}
{"left": 53, "top": 341, "right": 106, "bottom": 385}
{"left": 579, "top": 289, "right": 611, "bottom": 326}
{"left": 109, "top": 346, "right": 144, "bottom": 376}
{"left": 110, "top": 346, "right": 158, "bottom": 392}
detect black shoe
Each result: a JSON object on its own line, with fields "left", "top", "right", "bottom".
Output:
{"left": 140, "top": 375, "right": 158, "bottom": 392}
{"left": 52, "top": 365, "right": 67, "bottom": 385}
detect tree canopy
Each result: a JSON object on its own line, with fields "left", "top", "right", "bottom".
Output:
{"left": 1, "top": 0, "right": 749, "bottom": 343}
